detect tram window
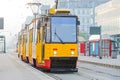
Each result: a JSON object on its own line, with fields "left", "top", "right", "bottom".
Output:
{"left": 36, "top": 29, "right": 40, "bottom": 43}
{"left": 37, "top": 20, "right": 41, "bottom": 29}
{"left": 46, "top": 26, "right": 50, "bottom": 42}
{"left": 45, "top": 18, "right": 50, "bottom": 42}
{"left": 30, "top": 29, "right": 33, "bottom": 42}
{"left": 32, "top": 29, "right": 37, "bottom": 43}
{"left": 32, "top": 31, "right": 34, "bottom": 42}
{"left": 51, "top": 17, "right": 77, "bottom": 43}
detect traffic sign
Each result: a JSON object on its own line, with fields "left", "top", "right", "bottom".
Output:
{"left": 0, "top": 18, "right": 4, "bottom": 29}
{"left": 90, "top": 26, "right": 101, "bottom": 35}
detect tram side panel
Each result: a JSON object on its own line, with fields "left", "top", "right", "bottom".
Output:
{"left": 28, "top": 29, "right": 33, "bottom": 64}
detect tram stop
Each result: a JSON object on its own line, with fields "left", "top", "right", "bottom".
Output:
{"left": 88, "top": 35, "right": 116, "bottom": 58}
{"left": 111, "top": 40, "right": 119, "bottom": 59}
{"left": 0, "top": 35, "right": 6, "bottom": 53}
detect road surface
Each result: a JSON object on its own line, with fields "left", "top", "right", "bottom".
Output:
{"left": 0, "top": 53, "right": 54, "bottom": 80}
{"left": 0, "top": 52, "right": 120, "bottom": 80}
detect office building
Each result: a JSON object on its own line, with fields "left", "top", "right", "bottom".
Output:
{"left": 57, "top": 0, "right": 109, "bottom": 40}
{"left": 96, "top": 0, "right": 120, "bottom": 54}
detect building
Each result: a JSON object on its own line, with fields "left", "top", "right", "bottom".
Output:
{"left": 96, "top": 0, "right": 120, "bottom": 55}
{"left": 40, "top": 5, "right": 50, "bottom": 15}
{"left": 57, "top": 0, "right": 109, "bottom": 40}
{"left": 96, "top": 0, "right": 120, "bottom": 35}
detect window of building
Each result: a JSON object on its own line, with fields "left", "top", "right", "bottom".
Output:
{"left": 78, "top": 9, "right": 81, "bottom": 14}
{"left": 82, "top": 18, "right": 85, "bottom": 23}
{"left": 86, "top": 9, "right": 91, "bottom": 15}
{"left": 58, "top": 2, "right": 68, "bottom": 8}
{"left": 87, "top": 18, "right": 89, "bottom": 24}
{"left": 90, "top": 9, "right": 93, "bottom": 15}
{"left": 82, "top": 9, "right": 85, "bottom": 15}
{"left": 90, "top": 18, "right": 93, "bottom": 24}
{"left": 85, "top": 9, "right": 87, "bottom": 15}
{"left": 75, "top": 9, "right": 78, "bottom": 15}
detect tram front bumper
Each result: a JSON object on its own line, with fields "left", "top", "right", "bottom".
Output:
{"left": 50, "top": 57, "right": 78, "bottom": 72}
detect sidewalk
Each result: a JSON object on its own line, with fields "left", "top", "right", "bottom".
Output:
{"left": 0, "top": 53, "right": 55, "bottom": 80}
{"left": 78, "top": 55, "right": 120, "bottom": 69}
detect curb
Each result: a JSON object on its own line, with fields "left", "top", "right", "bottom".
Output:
{"left": 78, "top": 60, "right": 120, "bottom": 69}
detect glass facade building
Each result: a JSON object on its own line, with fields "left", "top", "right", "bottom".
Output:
{"left": 96, "top": 0, "right": 120, "bottom": 54}
{"left": 57, "top": 0, "right": 109, "bottom": 40}
{"left": 96, "top": 0, "right": 120, "bottom": 35}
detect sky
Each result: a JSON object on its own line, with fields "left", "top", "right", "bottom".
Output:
{"left": 0, "top": 0, "right": 55, "bottom": 50}
{"left": 0, "top": 0, "right": 55, "bottom": 34}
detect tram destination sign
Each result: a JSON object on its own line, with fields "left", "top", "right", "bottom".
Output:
{"left": 90, "top": 26, "right": 101, "bottom": 35}
{"left": 0, "top": 18, "right": 4, "bottom": 29}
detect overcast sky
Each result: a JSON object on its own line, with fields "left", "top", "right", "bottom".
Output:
{"left": 0, "top": 0, "right": 55, "bottom": 49}
{"left": 0, "top": 0, "right": 54, "bottom": 34}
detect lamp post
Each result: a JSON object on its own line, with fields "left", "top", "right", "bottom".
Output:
{"left": 27, "top": 2, "right": 41, "bottom": 43}
{"left": 27, "top": 2, "right": 41, "bottom": 28}
{"left": 55, "top": 0, "right": 58, "bottom": 9}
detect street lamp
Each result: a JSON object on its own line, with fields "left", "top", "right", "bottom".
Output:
{"left": 55, "top": 0, "right": 58, "bottom": 9}
{"left": 27, "top": 2, "right": 41, "bottom": 43}
{"left": 27, "top": 2, "right": 41, "bottom": 28}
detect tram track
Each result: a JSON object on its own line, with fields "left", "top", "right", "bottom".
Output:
{"left": 77, "top": 64, "right": 120, "bottom": 80}
{"left": 8, "top": 53, "right": 120, "bottom": 80}
{"left": 44, "top": 72, "right": 90, "bottom": 80}
{"left": 79, "top": 66, "right": 120, "bottom": 77}
{"left": 44, "top": 73, "right": 63, "bottom": 80}
{"left": 78, "top": 62, "right": 120, "bottom": 78}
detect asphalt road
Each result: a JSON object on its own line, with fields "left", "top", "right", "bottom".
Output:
{"left": 0, "top": 52, "right": 120, "bottom": 80}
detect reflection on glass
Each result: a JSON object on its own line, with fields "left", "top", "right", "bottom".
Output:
{"left": 51, "top": 17, "right": 76, "bottom": 43}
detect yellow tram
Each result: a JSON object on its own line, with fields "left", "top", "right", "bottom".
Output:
{"left": 18, "top": 31, "right": 22, "bottom": 58}
{"left": 18, "top": 28, "right": 27, "bottom": 61}
{"left": 18, "top": 8, "right": 80, "bottom": 72}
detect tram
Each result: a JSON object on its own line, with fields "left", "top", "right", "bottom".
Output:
{"left": 18, "top": 8, "right": 80, "bottom": 72}
{"left": 18, "top": 29, "right": 28, "bottom": 62}
{"left": 18, "top": 31, "right": 22, "bottom": 58}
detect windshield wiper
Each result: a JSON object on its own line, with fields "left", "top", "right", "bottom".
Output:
{"left": 54, "top": 32, "right": 64, "bottom": 44}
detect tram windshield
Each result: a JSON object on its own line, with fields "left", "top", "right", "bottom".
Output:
{"left": 51, "top": 17, "right": 77, "bottom": 43}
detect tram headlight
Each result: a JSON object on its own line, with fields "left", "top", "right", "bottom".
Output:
{"left": 70, "top": 48, "right": 75, "bottom": 56}
{"left": 53, "top": 51, "right": 57, "bottom": 55}
{"left": 53, "top": 48, "right": 57, "bottom": 55}
{"left": 71, "top": 51, "right": 75, "bottom": 55}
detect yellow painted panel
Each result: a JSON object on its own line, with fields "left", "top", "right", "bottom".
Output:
{"left": 22, "top": 35, "right": 26, "bottom": 58}
{"left": 36, "top": 43, "right": 42, "bottom": 63}
{"left": 29, "top": 43, "right": 32, "bottom": 61}
{"left": 44, "top": 44, "right": 78, "bottom": 59}
{"left": 18, "top": 35, "right": 22, "bottom": 57}
{"left": 18, "top": 45, "right": 21, "bottom": 56}
{"left": 22, "top": 44, "right": 26, "bottom": 58}
{"left": 21, "top": 35, "right": 24, "bottom": 56}
{"left": 28, "top": 29, "right": 33, "bottom": 62}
